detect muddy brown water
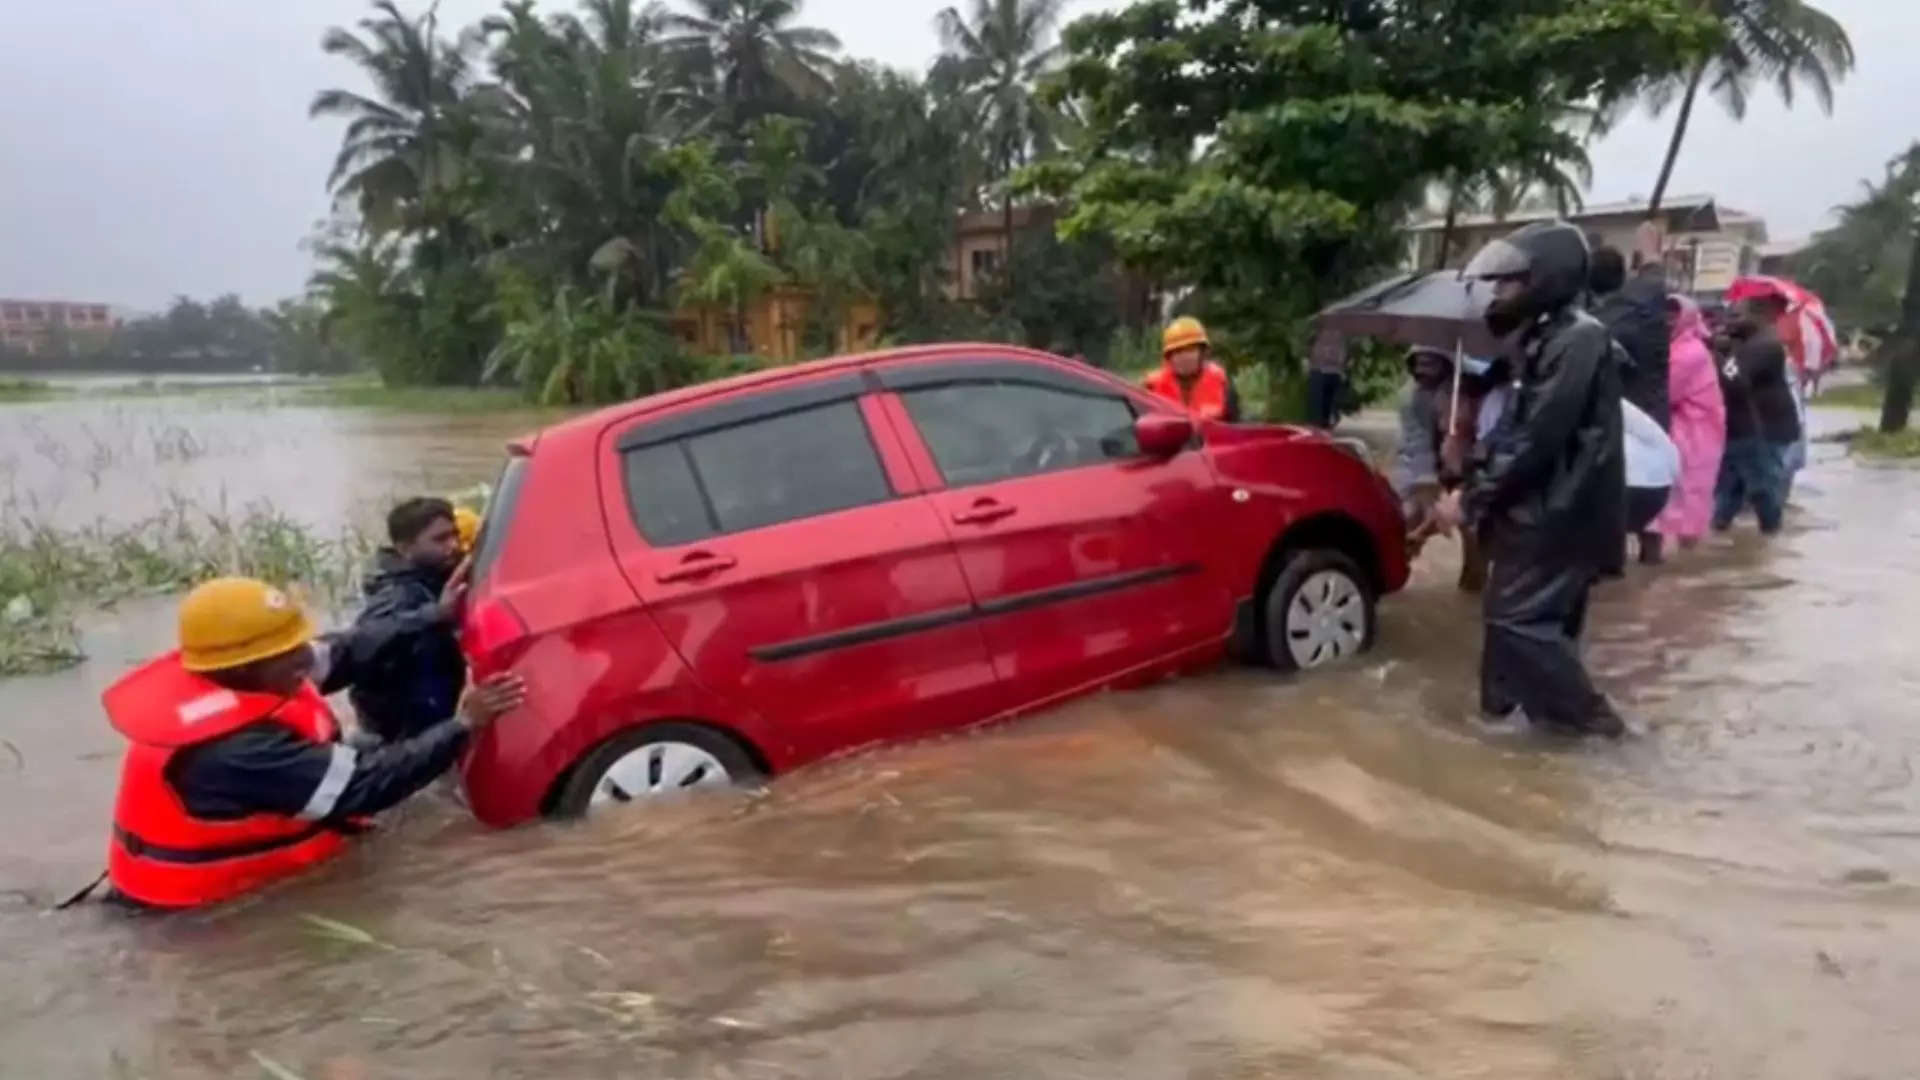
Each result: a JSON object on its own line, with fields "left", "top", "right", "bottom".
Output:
{"left": 4, "top": 394, "right": 1919, "bottom": 1079}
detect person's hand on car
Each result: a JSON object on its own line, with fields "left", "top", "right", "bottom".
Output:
{"left": 459, "top": 672, "right": 527, "bottom": 730}
{"left": 436, "top": 557, "right": 473, "bottom": 624}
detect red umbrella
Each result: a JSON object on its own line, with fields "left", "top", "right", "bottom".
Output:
{"left": 1724, "top": 276, "right": 1838, "bottom": 377}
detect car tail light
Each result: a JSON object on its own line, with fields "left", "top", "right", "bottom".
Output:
{"left": 463, "top": 595, "right": 530, "bottom": 672}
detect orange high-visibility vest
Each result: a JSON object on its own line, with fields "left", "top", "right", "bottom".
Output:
{"left": 1143, "top": 361, "right": 1230, "bottom": 420}
{"left": 103, "top": 652, "right": 350, "bottom": 909}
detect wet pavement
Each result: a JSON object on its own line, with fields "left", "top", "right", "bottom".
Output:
{"left": 4, "top": 395, "right": 1919, "bottom": 1078}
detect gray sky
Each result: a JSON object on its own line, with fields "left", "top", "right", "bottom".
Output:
{"left": 1, "top": 0, "right": 1911, "bottom": 312}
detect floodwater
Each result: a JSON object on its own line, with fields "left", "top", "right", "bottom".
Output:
{"left": 5, "top": 393, "right": 1920, "bottom": 1079}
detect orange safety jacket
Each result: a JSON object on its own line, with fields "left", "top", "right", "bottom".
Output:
{"left": 1143, "top": 361, "right": 1232, "bottom": 420}
{"left": 104, "top": 652, "right": 351, "bottom": 909}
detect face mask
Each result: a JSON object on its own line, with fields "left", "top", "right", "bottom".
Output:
{"left": 1483, "top": 297, "right": 1526, "bottom": 337}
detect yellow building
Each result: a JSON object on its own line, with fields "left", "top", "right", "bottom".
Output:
{"left": 670, "top": 287, "right": 882, "bottom": 365}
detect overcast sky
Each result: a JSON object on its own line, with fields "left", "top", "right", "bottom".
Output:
{"left": 2, "top": 0, "right": 1912, "bottom": 312}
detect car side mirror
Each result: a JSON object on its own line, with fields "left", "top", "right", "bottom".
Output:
{"left": 1134, "top": 413, "right": 1194, "bottom": 459}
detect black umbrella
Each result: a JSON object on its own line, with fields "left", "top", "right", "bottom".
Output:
{"left": 1314, "top": 271, "right": 1503, "bottom": 357}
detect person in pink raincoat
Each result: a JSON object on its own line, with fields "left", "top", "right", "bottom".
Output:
{"left": 1655, "top": 294, "right": 1726, "bottom": 548}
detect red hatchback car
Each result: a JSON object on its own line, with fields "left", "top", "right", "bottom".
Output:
{"left": 458, "top": 344, "right": 1408, "bottom": 825}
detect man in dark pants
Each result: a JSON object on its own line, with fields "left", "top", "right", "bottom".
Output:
{"left": 1305, "top": 328, "right": 1347, "bottom": 429}
{"left": 1438, "top": 221, "right": 1628, "bottom": 738}
{"left": 349, "top": 498, "right": 470, "bottom": 742}
{"left": 1590, "top": 234, "right": 1671, "bottom": 563}
{"left": 1712, "top": 293, "right": 1801, "bottom": 534}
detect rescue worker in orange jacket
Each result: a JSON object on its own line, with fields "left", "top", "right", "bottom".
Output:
{"left": 1142, "top": 317, "right": 1242, "bottom": 422}
{"left": 102, "top": 576, "right": 526, "bottom": 910}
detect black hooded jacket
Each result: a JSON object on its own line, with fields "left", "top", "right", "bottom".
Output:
{"left": 345, "top": 550, "right": 467, "bottom": 741}
{"left": 1469, "top": 310, "right": 1628, "bottom": 575}
{"left": 1463, "top": 222, "right": 1628, "bottom": 576}
{"left": 1592, "top": 264, "right": 1671, "bottom": 429}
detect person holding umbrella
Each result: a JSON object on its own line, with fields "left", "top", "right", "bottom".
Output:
{"left": 1391, "top": 347, "right": 1508, "bottom": 591}
{"left": 1434, "top": 221, "right": 1628, "bottom": 739}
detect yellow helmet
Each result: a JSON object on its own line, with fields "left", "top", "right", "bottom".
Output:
{"left": 177, "top": 577, "right": 316, "bottom": 673}
{"left": 452, "top": 506, "right": 482, "bottom": 554}
{"left": 1162, "top": 316, "right": 1209, "bottom": 357}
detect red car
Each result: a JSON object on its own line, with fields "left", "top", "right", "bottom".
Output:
{"left": 459, "top": 345, "right": 1408, "bottom": 825}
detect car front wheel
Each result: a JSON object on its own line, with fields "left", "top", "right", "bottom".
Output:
{"left": 551, "top": 723, "right": 764, "bottom": 817}
{"left": 1263, "top": 549, "right": 1375, "bottom": 673}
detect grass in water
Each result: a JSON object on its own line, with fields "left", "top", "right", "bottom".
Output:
{"left": 1815, "top": 382, "right": 1884, "bottom": 411}
{"left": 1850, "top": 425, "right": 1920, "bottom": 459}
{"left": 0, "top": 496, "right": 374, "bottom": 677}
{"left": 284, "top": 378, "right": 568, "bottom": 415}
{"left": 0, "top": 378, "right": 54, "bottom": 403}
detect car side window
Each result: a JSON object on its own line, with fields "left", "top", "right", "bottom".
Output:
{"left": 899, "top": 379, "right": 1139, "bottom": 488}
{"left": 622, "top": 399, "right": 893, "bottom": 544}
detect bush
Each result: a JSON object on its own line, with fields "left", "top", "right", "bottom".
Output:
{"left": 1107, "top": 324, "right": 1162, "bottom": 376}
{"left": 486, "top": 278, "right": 694, "bottom": 405}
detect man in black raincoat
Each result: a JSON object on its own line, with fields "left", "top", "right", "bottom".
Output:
{"left": 1438, "top": 221, "right": 1628, "bottom": 738}
{"left": 347, "top": 498, "right": 470, "bottom": 742}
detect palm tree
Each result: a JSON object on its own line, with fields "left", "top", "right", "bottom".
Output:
{"left": 1642, "top": 0, "right": 1853, "bottom": 215}
{"left": 309, "top": 1, "right": 483, "bottom": 232}
{"left": 663, "top": 0, "right": 841, "bottom": 124}
{"left": 482, "top": 0, "right": 695, "bottom": 304}
{"left": 935, "top": 0, "right": 1073, "bottom": 289}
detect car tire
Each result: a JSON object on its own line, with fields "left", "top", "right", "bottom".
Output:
{"left": 1263, "top": 549, "right": 1376, "bottom": 674}
{"left": 550, "top": 722, "right": 764, "bottom": 817}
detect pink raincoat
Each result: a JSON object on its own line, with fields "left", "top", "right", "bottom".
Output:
{"left": 1655, "top": 296, "right": 1726, "bottom": 542}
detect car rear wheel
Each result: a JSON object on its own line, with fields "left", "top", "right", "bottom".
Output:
{"left": 551, "top": 723, "right": 764, "bottom": 817}
{"left": 1263, "top": 549, "right": 1375, "bottom": 673}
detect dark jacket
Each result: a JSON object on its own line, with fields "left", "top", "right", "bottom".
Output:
{"left": 345, "top": 550, "right": 466, "bottom": 742}
{"left": 1591, "top": 264, "right": 1671, "bottom": 429}
{"left": 166, "top": 629, "right": 470, "bottom": 827}
{"left": 1467, "top": 307, "right": 1628, "bottom": 577}
{"left": 1720, "top": 324, "right": 1802, "bottom": 444}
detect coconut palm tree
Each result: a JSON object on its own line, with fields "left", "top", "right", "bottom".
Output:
{"left": 1643, "top": 0, "right": 1853, "bottom": 215}
{"left": 662, "top": 0, "right": 841, "bottom": 124}
{"left": 309, "top": 1, "right": 484, "bottom": 232}
{"left": 481, "top": 0, "right": 696, "bottom": 304}
{"left": 934, "top": 0, "right": 1074, "bottom": 288}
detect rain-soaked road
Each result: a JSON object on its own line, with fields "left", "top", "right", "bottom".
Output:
{"left": 3, "top": 394, "right": 1918, "bottom": 1078}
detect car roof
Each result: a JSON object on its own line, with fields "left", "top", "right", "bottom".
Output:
{"left": 526, "top": 341, "right": 1089, "bottom": 449}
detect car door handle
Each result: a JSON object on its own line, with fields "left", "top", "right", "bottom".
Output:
{"left": 656, "top": 552, "right": 737, "bottom": 583}
{"left": 952, "top": 499, "right": 1017, "bottom": 525}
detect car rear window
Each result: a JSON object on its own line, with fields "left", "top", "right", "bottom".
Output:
{"left": 471, "top": 453, "right": 529, "bottom": 584}
{"left": 622, "top": 399, "right": 891, "bottom": 545}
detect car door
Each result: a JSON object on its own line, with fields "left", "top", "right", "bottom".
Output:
{"left": 874, "top": 356, "right": 1233, "bottom": 711}
{"left": 601, "top": 373, "right": 1005, "bottom": 765}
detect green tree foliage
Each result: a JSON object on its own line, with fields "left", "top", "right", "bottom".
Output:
{"left": 1637, "top": 0, "right": 1853, "bottom": 214}
{"left": 1792, "top": 144, "right": 1920, "bottom": 337}
{"left": 0, "top": 294, "right": 358, "bottom": 377}
{"left": 1027, "top": 0, "right": 1718, "bottom": 416}
{"left": 663, "top": 0, "right": 842, "bottom": 127}
{"left": 309, "top": 0, "right": 487, "bottom": 234}
{"left": 484, "top": 272, "right": 691, "bottom": 404}
{"left": 935, "top": 0, "right": 1077, "bottom": 276}
{"left": 306, "top": 0, "right": 1077, "bottom": 400}
{"left": 980, "top": 228, "right": 1121, "bottom": 361}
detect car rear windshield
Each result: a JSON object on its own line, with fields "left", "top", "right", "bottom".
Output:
{"left": 621, "top": 399, "right": 892, "bottom": 545}
{"left": 472, "top": 452, "right": 530, "bottom": 584}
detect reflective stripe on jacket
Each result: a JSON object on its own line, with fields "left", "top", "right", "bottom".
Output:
{"left": 1143, "top": 362, "right": 1231, "bottom": 420}
{"left": 104, "top": 652, "right": 350, "bottom": 909}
